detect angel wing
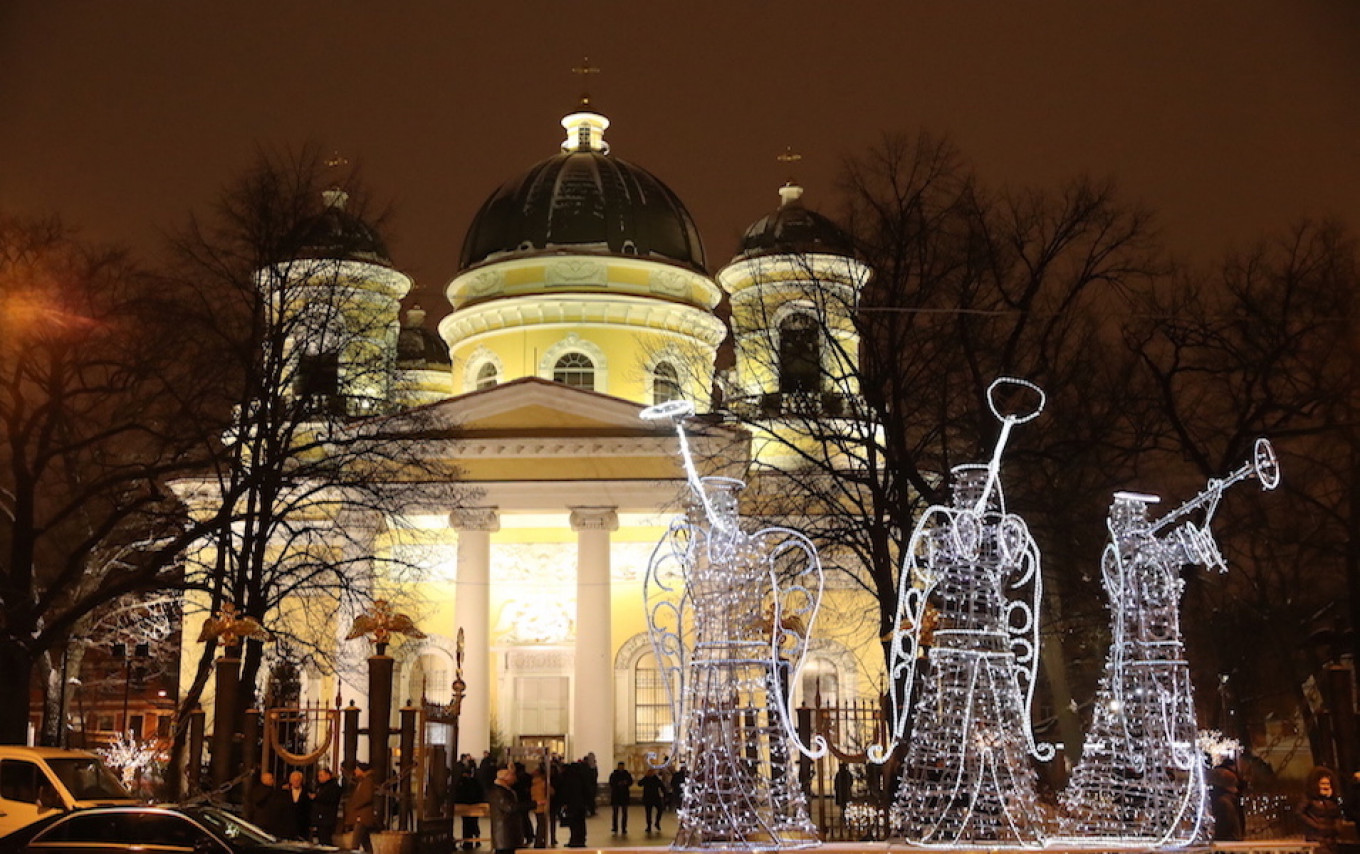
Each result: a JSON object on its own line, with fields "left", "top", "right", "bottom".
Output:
{"left": 996, "top": 511, "right": 1055, "bottom": 762}
{"left": 643, "top": 515, "right": 693, "bottom": 769}
{"left": 876, "top": 503, "right": 951, "bottom": 762}
{"left": 754, "top": 525, "right": 828, "bottom": 761}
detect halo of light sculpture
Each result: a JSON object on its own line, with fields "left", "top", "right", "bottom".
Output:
{"left": 641, "top": 399, "right": 827, "bottom": 851}
{"left": 882, "top": 378, "right": 1053, "bottom": 847}
{"left": 1056, "top": 438, "right": 1280, "bottom": 847}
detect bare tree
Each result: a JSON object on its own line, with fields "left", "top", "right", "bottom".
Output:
{"left": 1127, "top": 219, "right": 1359, "bottom": 771}
{"left": 0, "top": 215, "right": 215, "bottom": 745}
{"left": 163, "top": 148, "right": 465, "bottom": 793}
{"left": 712, "top": 133, "right": 1164, "bottom": 759}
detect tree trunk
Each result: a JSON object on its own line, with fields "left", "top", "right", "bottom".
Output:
{"left": 165, "top": 642, "right": 216, "bottom": 801}
{"left": 0, "top": 640, "right": 36, "bottom": 744}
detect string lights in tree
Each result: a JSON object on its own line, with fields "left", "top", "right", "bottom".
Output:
{"left": 881, "top": 378, "right": 1053, "bottom": 847}
{"left": 1057, "top": 439, "right": 1280, "bottom": 847}
{"left": 641, "top": 399, "right": 828, "bottom": 851}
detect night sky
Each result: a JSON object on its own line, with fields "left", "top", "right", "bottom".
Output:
{"left": 3, "top": 2, "right": 1358, "bottom": 311}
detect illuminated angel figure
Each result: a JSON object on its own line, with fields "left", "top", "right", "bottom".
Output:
{"left": 882, "top": 378, "right": 1053, "bottom": 847}
{"left": 641, "top": 400, "right": 827, "bottom": 851}
{"left": 1058, "top": 438, "right": 1280, "bottom": 847}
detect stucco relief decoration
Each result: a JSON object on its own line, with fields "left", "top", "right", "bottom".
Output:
{"left": 611, "top": 541, "right": 652, "bottom": 584}
{"left": 649, "top": 268, "right": 688, "bottom": 297}
{"left": 494, "top": 599, "right": 575, "bottom": 645}
{"left": 493, "top": 542, "right": 575, "bottom": 645}
{"left": 465, "top": 269, "right": 505, "bottom": 297}
{"left": 545, "top": 258, "right": 606, "bottom": 286}
{"left": 641, "top": 399, "right": 826, "bottom": 851}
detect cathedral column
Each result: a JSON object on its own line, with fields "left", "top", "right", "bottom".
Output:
{"left": 570, "top": 507, "right": 617, "bottom": 765}
{"left": 452, "top": 507, "right": 499, "bottom": 758}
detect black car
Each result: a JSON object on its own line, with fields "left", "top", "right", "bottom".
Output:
{"left": 0, "top": 805, "right": 353, "bottom": 854}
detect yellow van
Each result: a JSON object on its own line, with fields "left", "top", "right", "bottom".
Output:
{"left": 0, "top": 747, "right": 138, "bottom": 838}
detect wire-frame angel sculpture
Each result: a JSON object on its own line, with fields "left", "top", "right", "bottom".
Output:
{"left": 1056, "top": 438, "right": 1281, "bottom": 847}
{"left": 640, "top": 399, "right": 828, "bottom": 851}
{"left": 880, "top": 378, "right": 1054, "bottom": 847}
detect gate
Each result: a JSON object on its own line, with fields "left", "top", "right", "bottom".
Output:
{"left": 799, "top": 696, "right": 890, "bottom": 841}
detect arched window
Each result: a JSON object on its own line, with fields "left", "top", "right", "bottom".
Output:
{"left": 634, "top": 652, "right": 674, "bottom": 743}
{"left": 408, "top": 653, "right": 451, "bottom": 704}
{"left": 553, "top": 352, "right": 595, "bottom": 390}
{"left": 779, "top": 313, "right": 821, "bottom": 394}
{"left": 474, "top": 361, "right": 499, "bottom": 390}
{"left": 651, "top": 361, "right": 682, "bottom": 405}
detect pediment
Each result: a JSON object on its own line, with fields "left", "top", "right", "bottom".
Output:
{"left": 387, "top": 377, "right": 689, "bottom": 437}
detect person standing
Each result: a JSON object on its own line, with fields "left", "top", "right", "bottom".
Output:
{"left": 488, "top": 768, "right": 530, "bottom": 854}
{"left": 557, "top": 760, "right": 590, "bottom": 848}
{"left": 608, "top": 762, "right": 634, "bottom": 835}
{"left": 639, "top": 768, "right": 666, "bottom": 834}
{"left": 834, "top": 764, "right": 854, "bottom": 812}
{"left": 454, "top": 762, "right": 485, "bottom": 850}
{"left": 1297, "top": 766, "right": 1342, "bottom": 854}
{"left": 1208, "top": 765, "right": 1243, "bottom": 841}
{"left": 252, "top": 771, "right": 291, "bottom": 838}
{"left": 282, "top": 771, "right": 311, "bottom": 839}
{"left": 529, "top": 762, "right": 554, "bottom": 849}
{"left": 345, "top": 763, "right": 376, "bottom": 853}
{"left": 311, "top": 768, "right": 342, "bottom": 845}
{"left": 584, "top": 753, "right": 599, "bottom": 817}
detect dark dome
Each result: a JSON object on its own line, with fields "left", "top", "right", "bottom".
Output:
{"left": 397, "top": 326, "right": 451, "bottom": 366}
{"left": 397, "top": 307, "right": 450, "bottom": 366}
{"left": 736, "top": 186, "right": 853, "bottom": 260}
{"left": 459, "top": 150, "right": 707, "bottom": 273}
{"left": 287, "top": 190, "right": 391, "bottom": 265}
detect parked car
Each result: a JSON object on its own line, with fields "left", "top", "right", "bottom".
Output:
{"left": 0, "top": 748, "right": 138, "bottom": 838}
{"left": 0, "top": 804, "right": 354, "bottom": 853}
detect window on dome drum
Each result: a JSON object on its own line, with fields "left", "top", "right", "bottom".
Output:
{"left": 652, "top": 361, "right": 683, "bottom": 405}
{"left": 779, "top": 313, "right": 822, "bottom": 394}
{"left": 475, "top": 361, "right": 499, "bottom": 391}
{"left": 296, "top": 351, "right": 342, "bottom": 413}
{"left": 634, "top": 652, "right": 675, "bottom": 743}
{"left": 553, "top": 352, "right": 595, "bottom": 390}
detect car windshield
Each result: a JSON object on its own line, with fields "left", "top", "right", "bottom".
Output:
{"left": 192, "top": 808, "right": 276, "bottom": 845}
{"left": 45, "top": 757, "right": 133, "bottom": 800}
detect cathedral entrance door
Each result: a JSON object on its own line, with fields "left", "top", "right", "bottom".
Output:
{"left": 514, "top": 675, "right": 569, "bottom": 742}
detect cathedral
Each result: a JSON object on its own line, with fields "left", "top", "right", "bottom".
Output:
{"left": 181, "top": 102, "right": 879, "bottom": 770}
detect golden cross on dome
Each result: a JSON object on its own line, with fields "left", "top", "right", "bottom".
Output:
{"left": 777, "top": 146, "right": 802, "bottom": 166}
{"left": 324, "top": 151, "right": 349, "bottom": 171}
{"left": 571, "top": 56, "right": 601, "bottom": 107}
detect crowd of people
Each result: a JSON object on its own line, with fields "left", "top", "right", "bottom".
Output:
{"left": 244, "top": 751, "right": 1359, "bottom": 850}
{"left": 244, "top": 751, "right": 688, "bottom": 853}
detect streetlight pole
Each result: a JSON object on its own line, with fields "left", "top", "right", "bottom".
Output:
{"left": 113, "top": 642, "right": 149, "bottom": 737}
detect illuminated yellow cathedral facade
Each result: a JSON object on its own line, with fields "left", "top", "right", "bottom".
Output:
{"left": 183, "top": 105, "right": 880, "bottom": 768}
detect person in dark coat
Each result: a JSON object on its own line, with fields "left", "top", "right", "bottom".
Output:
{"left": 556, "top": 761, "right": 590, "bottom": 848}
{"left": 1297, "top": 765, "right": 1342, "bottom": 854}
{"left": 252, "top": 771, "right": 292, "bottom": 838}
{"left": 345, "top": 763, "right": 377, "bottom": 853}
{"left": 669, "top": 766, "right": 687, "bottom": 812}
{"left": 638, "top": 769, "right": 666, "bottom": 834}
{"left": 1208, "top": 765, "right": 1243, "bottom": 841}
{"left": 311, "top": 768, "right": 342, "bottom": 845}
{"left": 608, "top": 762, "right": 633, "bottom": 835}
{"left": 282, "top": 771, "right": 311, "bottom": 839}
{"left": 488, "top": 768, "right": 531, "bottom": 854}
{"left": 454, "top": 763, "right": 485, "bottom": 850}
{"left": 834, "top": 765, "right": 854, "bottom": 810}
